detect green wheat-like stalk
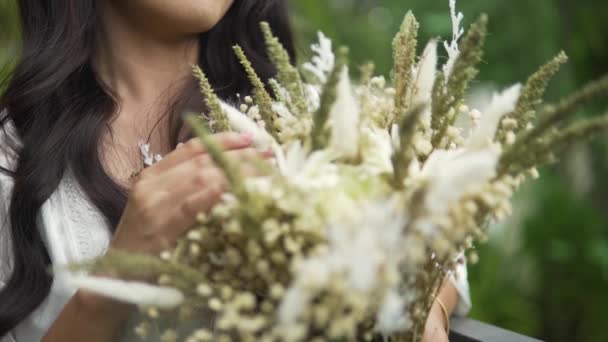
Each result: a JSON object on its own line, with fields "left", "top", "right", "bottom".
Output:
{"left": 233, "top": 45, "right": 279, "bottom": 140}
{"left": 192, "top": 65, "right": 230, "bottom": 132}
{"left": 499, "top": 75, "right": 608, "bottom": 175}
{"left": 392, "top": 11, "right": 419, "bottom": 122}
{"left": 496, "top": 51, "right": 568, "bottom": 143}
{"left": 431, "top": 14, "right": 488, "bottom": 148}
{"left": 392, "top": 103, "right": 427, "bottom": 188}
{"left": 499, "top": 114, "right": 608, "bottom": 176}
{"left": 260, "top": 22, "right": 308, "bottom": 115}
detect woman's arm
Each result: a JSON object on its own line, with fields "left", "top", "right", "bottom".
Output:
{"left": 423, "top": 278, "right": 459, "bottom": 342}
{"left": 42, "top": 291, "right": 132, "bottom": 342}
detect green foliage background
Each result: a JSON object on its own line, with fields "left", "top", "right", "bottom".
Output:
{"left": 1, "top": 1, "right": 607, "bottom": 341}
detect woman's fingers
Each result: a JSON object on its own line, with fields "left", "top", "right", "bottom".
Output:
{"left": 163, "top": 185, "right": 224, "bottom": 239}
{"left": 146, "top": 147, "right": 271, "bottom": 197}
{"left": 163, "top": 153, "right": 273, "bottom": 240}
{"left": 140, "top": 132, "right": 253, "bottom": 177}
{"left": 165, "top": 167, "right": 228, "bottom": 204}
{"left": 123, "top": 141, "right": 273, "bottom": 250}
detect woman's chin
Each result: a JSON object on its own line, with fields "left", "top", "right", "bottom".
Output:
{"left": 108, "top": 0, "right": 235, "bottom": 35}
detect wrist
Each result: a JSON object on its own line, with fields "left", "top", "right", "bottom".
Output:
{"left": 75, "top": 289, "right": 133, "bottom": 317}
{"left": 433, "top": 298, "right": 450, "bottom": 333}
{"left": 43, "top": 290, "right": 133, "bottom": 341}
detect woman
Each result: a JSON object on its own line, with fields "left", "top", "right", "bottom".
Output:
{"left": 0, "top": 1, "right": 469, "bottom": 341}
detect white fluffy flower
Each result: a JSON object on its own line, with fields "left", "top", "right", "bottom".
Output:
{"left": 278, "top": 141, "right": 339, "bottom": 189}
{"left": 336, "top": 203, "right": 405, "bottom": 292}
{"left": 360, "top": 126, "right": 394, "bottom": 174}
{"left": 278, "top": 286, "right": 310, "bottom": 324}
{"left": 294, "top": 258, "right": 332, "bottom": 290}
{"left": 375, "top": 290, "right": 414, "bottom": 335}
{"left": 280, "top": 200, "right": 407, "bottom": 322}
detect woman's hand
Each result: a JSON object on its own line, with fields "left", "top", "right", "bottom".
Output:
{"left": 45, "top": 134, "right": 271, "bottom": 342}
{"left": 422, "top": 301, "right": 450, "bottom": 342}
{"left": 110, "top": 132, "right": 271, "bottom": 255}
{"left": 423, "top": 302, "right": 449, "bottom": 341}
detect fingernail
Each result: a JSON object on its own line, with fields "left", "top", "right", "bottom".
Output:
{"left": 262, "top": 148, "right": 274, "bottom": 157}
{"left": 177, "top": 143, "right": 185, "bottom": 149}
{"left": 241, "top": 132, "right": 253, "bottom": 143}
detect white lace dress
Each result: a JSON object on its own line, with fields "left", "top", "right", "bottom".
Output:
{"left": 0, "top": 126, "right": 471, "bottom": 342}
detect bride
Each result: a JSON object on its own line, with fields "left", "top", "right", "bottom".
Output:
{"left": 0, "top": 1, "right": 469, "bottom": 341}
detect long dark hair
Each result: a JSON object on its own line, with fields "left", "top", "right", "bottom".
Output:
{"left": 0, "top": 0, "right": 295, "bottom": 335}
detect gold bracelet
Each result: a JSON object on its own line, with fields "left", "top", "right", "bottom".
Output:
{"left": 435, "top": 297, "right": 450, "bottom": 335}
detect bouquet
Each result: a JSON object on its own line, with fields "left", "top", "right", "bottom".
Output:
{"left": 68, "top": 1, "right": 608, "bottom": 341}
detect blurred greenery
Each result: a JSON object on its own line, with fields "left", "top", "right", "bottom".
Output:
{"left": 2, "top": 1, "right": 608, "bottom": 341}
{"left": 0, "top": 1, "right": 18, "bottom": 72}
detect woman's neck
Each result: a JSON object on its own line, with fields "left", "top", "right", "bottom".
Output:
{"left": 95, "top": 2, "right": 200, "bottom": 115}
{"left": 94, "top": 3, "right": 201, "bottom": 185}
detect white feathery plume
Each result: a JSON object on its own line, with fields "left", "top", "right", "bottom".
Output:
{"left": 304, "top": 84, "right": 321, "bottom": 112}
{"left": 422, "top": 147, "right": 500, "bottom": 215}
{"left": 64, "top": 274, "right": 184, "bottom": 309}
{"left": 443, "top": 0, "right": 464, "bottom": 79}
{"left": 272, "top": 102, "right": 295, "bottom": 119}
{"left": 220, "top": 101, "right": 277, "bottom": 149}
{"left": 273, "top": 82, "right": 292, "bottom": 105}
{"left": 329, "top": 67, "right": 360, "bottom": 159}
{"left": 302, "top": 32, "right": 335, "bottom": 85}
{"left": 390, "top": 123, "right": 400, "bottom": 150}
{"left": 413, "top": 40, "right": 438, "bottom": 127}
{"left": 413, "top": 40, "right": 438, "bottom": 104}
{"left": 279, "top": 141, "right": 307, "bottom": 177}
{"left": 467, "top": 84, "right": 521, "bottom": 149}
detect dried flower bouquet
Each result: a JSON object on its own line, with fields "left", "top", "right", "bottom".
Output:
{"left": 67, "top": 1, "right": 608, "bottom": 341}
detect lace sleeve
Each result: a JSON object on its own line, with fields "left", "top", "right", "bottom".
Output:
{"left": 0, "top": 175, "right": 14, "bottom": 287}
{"left": 0, "top": 131, "right": 15, "bottom": 288}
{"left": 0, "top": 331, "right": 16, "bottom": 342}
{"left": 0, "top": 123, "right": 18, "bottom": 342}
{"left": 449, "top": 253, "right": 472, "bottom": 316}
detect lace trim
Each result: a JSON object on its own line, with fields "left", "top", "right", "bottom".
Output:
{"left": 59, "top": 173, "right": 111, "bottom": 262}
